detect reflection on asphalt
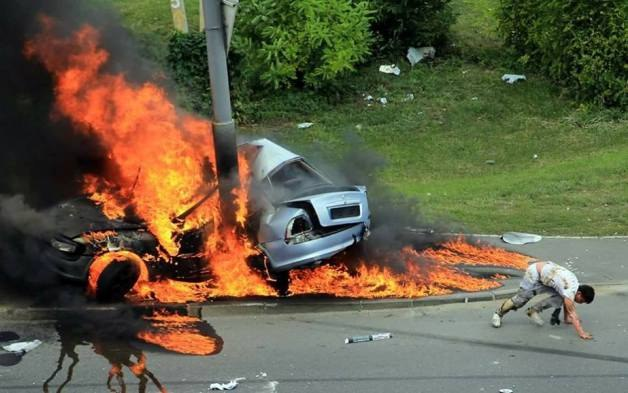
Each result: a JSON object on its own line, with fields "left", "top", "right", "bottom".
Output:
{"left": 2, "top": 306, "right": 223, "bottom": 393}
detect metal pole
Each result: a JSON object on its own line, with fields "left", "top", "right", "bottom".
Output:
{"left": 202, "top": 0, "right": 240, "bottom": 227}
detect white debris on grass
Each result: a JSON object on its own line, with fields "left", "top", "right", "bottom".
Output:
{"left": 364, "top": 94, "right": 374, "bottom": 101}
{"left": 501, "top": 74, "right": 526, "bottom": 84}
{"left": 501, "top": 232, "right": 543, "bottom": 245}
{"left": 403, "top": 93, "right": 415, "bottom": 102}
{"left": 407, "top": 47, "right": 436, "bottom": 66}
{"left": 2, "top": 339, "right": 42, "bottom": 354}
{"left": 209, "top": 378, "right": 245, "bottom": 391}
{"left": 379, "top": 64, "right": 401, "bottom": 76}
{"left": 471, "top": 96, "right": 479, "bottom": 101}
{"left": 297, "top": 122, "right": 313, "bottom": 129}
{"left": 378, "top": 97, "right": 388, "bottom": 105}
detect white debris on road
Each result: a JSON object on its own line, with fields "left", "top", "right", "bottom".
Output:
{"left": 501, "top": 232, "right": 543, "bottom": 245}
{"left": 499, "top": 389, "right": 514, "bottom": 393}
{"left": 209, "top": 378, "right": 245, "bottom": 391}
{"left": 379, "top": 64, "right": 401, "bottom": 76}
{"left": 2, "top": 339, "right": 42, "bottom": 354}
{"left": 501, "top": 74, "right": 526, "bottom": 84}
{"left": 407, "top": 47, "right": 436, "bottom": 65}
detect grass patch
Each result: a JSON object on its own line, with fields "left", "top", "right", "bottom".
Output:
{"left": 96, "top": 0, "right": 628, "bottom": 235}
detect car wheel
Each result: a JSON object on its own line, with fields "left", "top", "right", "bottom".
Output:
{"left": 87, "top": 251, "right": 144, "bottom": 302}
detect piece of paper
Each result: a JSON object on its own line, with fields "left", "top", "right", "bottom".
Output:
{"left": 209, "top": 378, "right": 245, "bottom": 391}
{"left": 2, "top": 339, "right": 42, "bottom": 354}
{"left": 379, "top": 64, "right": 401, "bottom": 76}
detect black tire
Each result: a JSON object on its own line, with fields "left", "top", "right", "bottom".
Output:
{"left": 94, "top": 259, "right": 140, "bottom": 302}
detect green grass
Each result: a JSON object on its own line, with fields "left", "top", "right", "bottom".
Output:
{"left": 94, "top": 0, "right": 628, "bottom": 235}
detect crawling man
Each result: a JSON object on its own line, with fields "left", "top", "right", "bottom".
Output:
{"left": 491, "top": 260, "right": 595, "bottom": 340}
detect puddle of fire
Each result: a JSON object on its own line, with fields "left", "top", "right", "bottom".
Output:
{"left": 28, "top": 18, "right": 531, "bottom": 303}
{"left": 136, "top": 312, "right": 222, "bottom": 356}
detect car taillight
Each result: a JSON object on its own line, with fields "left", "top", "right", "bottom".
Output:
{"left": 285, "top": 215, "right": 313, "bottom": 244}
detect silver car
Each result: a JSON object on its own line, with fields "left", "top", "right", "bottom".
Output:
{"left": 242, "top": 138, "right": 371, "bottom": 271}
{"left": 43, "top": 138, "right": 370, "bottom": 299}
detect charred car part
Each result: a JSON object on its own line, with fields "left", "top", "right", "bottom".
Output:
{"left": 43, "top": 139, "right": 370, "bottom": 299}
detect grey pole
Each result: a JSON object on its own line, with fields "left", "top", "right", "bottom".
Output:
{"left": 202, "top": 0, "right": 240, "bottom": 226}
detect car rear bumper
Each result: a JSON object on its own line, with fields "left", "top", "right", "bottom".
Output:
{"left": 259, "top": 223, "right": 368, "bottom": 271}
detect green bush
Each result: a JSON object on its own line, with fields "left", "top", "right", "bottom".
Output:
{"left": 498, "top": 0, "right": 628, "bottom": 108}
{"left": 166, "top": 31, "right": 212, "bottom": 115}
{"left": 369, "top": 0, "right": 455, "bottom": 54}
{"left": 232, "top": 0, "right": 373, "bottom": 90}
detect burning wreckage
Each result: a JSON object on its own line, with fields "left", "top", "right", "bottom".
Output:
{"left": 44, "top": 139, "right": 371, "bottom": 301}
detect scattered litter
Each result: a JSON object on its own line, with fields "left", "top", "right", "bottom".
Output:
{"left": 209, "top": 378, "right": 245, "bottom": 391}
{"left": 297, "top": 122, "right": 313, "bottom": 129}
{"left": 403, "top": 93, "right": 415, "bottom": 102}
{"left": 407, "top": 47, "right": 436, "bottom": 66}
{"left": 379, "top": 64, "right": 401, "bottom": 76}
{"left": 378, "top": 97, "right": 388, "bottom": 105}
{"left": 258, "top": 381, "right": 279, "bottom": 393}
{"left": 501, "top": 232, "right": 543, "bottom": 245}
{"left": 501, "top": 74, "right": 526, "bottom": 84}
{"left": 345, "top": 332, "right": 392, "bottom": 344}
{"left": 2, "top": 339, "right": 42, "bottom": 354}
{"left": 549, "top": 335, "right": 562, "bottom": 340}
{"left": 499, "top": 389, "right": 514, "bottom": 393}
{"left": 364, "top": 94, "right": 374, "bottom": 101}
{"left": 485, "top": 160, "right": 496, "bottom": 165}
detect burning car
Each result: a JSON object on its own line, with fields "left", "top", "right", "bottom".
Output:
{"left": 44, "top": 138, "right": 370, "bottom": 300}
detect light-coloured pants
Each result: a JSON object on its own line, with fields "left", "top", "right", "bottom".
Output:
{"left": 510, "top": 264, "right": 563, "bottom": 312}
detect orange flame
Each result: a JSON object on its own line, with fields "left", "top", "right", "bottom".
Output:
{"left": 137, "top": 312, "right": 222, "bottom": 356}
{"left": 289, "top": 239, "right": 530, "bottom": 298}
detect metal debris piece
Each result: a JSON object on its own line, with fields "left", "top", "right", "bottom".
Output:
{"left": 209, "top": 378, "right": 245, "bottom": 391}
{"left": 2, "top": 339, "right": 42, "bottom": 354}
{"left": 501, "top": 74, "right": 526, "bottom": 84}
{"left": 379, "top": 64, "right": 401, "bottom": 76}
{"left": 501, "top": 232, "right": 543, "bottom": 245}
{"left": 407, "top": 47, "right": 436, "bottom": 66}
{"left": 297, "top": 122, "right": 313, "bottom": 129}
{"left": 345, "top": 332, "right": 392, "bottom": 344}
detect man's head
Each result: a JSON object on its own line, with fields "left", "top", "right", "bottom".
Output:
{"left": 575, "top": 284, "right": 595, "bottom": 304}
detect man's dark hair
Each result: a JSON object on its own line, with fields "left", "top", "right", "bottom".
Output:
{"left": 578, "top": 284, "right": 595, "bottom": 303}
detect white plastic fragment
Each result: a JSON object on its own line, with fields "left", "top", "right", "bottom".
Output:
{"left": 209, "top": 378, "right": 245, "bottom": 391}
{"left": 407, "top": 47, "right": 436, "bottom": 66}
{"left": 2, "top": 339, "right": 42, "bottom": 354}
{"left": 378, "top": 97, "right": 388, "bottom": 105}
{"left": 297, "top": 122, "right": 313, "bottom": 129}
{"left": 501, "top": 232, "right": 543, "bottom": 245}
{"left": 364, "top": 94, "right": 374, "bottom": 101}
{"left": 501, "top": 74, "right": 526, "bottom": 84}
{"left": 499, "top": 389, "right": 514, "bottom": 393}
{"left": 256, "top": 372, "right": 268, "bottom": 378}
{"left": 403, "top": 93, "right": 415, "bottom": 102}
{"left": 379, "top": 64, "right": 401, "bottom": 76}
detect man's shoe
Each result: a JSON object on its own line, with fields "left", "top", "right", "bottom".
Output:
{"left": 491, "top": 313, "right": 502, "bottom": 328}
{"left": 526, "top": 308, "right": 544, "bottom": 326}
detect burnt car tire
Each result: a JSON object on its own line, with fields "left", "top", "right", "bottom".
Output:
{"left": 94, "top": 260, "right": 140, "bottom": 302}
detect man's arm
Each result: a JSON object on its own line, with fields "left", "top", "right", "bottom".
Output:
{"left": 563, "top": 298, "right": 592, "bottom": 340}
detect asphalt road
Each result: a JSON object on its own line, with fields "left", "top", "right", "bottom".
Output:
{"left": 1, "top": 283, "right": 627, "bottom": 393}
{"left": 1, "top": 236, "right": 627, "bottom": 393}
